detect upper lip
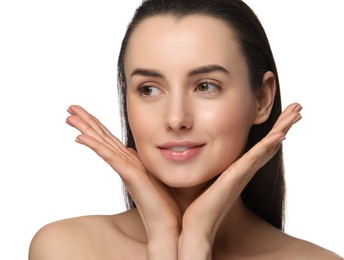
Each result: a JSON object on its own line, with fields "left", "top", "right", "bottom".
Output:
{"left": 158, "top": 141, "right": 205, "bottom": 149}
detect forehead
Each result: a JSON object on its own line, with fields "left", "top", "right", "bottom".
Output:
{"left": 124, "top": 15, "right": 244, "bottom": 75}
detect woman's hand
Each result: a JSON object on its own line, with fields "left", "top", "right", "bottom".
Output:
{"left": 178, "top": 103, "right": 302, "bottom": 259}
{"left": 66, "top": 103, "right": 301, "bottom": 260}
{"left": 66, "top": 105, "right": 180, "bottom": 260}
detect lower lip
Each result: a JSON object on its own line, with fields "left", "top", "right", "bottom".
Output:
{"left": 159, "top": 145, "right": 204, "bottom": 161}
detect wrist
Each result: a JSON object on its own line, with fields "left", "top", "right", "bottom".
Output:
{"left": 147, "top": 232, "right": 178, "bottom": 260}
{"left": 178, "top": 231, "right": 212, "bottom": 260}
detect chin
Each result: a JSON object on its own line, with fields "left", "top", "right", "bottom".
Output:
{"left": 154, "top": 169, "right": 219, "bottom": 189}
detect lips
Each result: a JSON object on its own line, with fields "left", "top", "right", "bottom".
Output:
{"left": 158, "top": 141, "right": 205, "bottom": 161}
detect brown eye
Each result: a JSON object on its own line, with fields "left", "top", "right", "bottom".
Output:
{"left": 139, "top": 85, "right": 161, "bottom": 96}
{"left": 196, "top": 81, "right": 220, "bottom": 92}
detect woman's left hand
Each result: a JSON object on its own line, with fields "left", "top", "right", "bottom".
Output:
{"left": 178, "top": 103, "right": 302, "bottom": 259}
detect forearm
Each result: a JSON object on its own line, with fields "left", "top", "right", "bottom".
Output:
{"left": 147, "top": 231, "right": 179, "bottom": 260}
{"left": 178, "top": 231, "right": 212, "bottom": 260}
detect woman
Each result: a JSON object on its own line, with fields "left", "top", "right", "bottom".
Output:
{"left": 29, "top": 0, "right": 342, "bottom": 259}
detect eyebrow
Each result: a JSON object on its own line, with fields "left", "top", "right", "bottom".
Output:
{"left": 187, "top": 64, "right": 229, "bottom": 77}
{"left": 130, "top": 68, "right": 163, "bottom": 78}
{"left": 130, "top": 64, "right": 229, "bottom": 78}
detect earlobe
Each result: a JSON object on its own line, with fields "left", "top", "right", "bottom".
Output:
{"left": 253, "top": 71, "right": 276, "bottom": 125}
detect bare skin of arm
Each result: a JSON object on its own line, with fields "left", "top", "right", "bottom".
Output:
{"left": 29, "top": 104, "right": 343, "bottom": 260}
{"left": 64, "top": 103, "right": 297, "bottom": 259}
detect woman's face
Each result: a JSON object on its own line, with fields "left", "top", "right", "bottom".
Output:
{"left": 125, "top": 15, "right": 261, "bottom": 188}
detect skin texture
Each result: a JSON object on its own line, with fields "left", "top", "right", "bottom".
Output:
{"left": 125, "top": 16, "right": 259, "bottom": 190}
{"left": 29, "top": 16, "right": 342, "bottom": 260}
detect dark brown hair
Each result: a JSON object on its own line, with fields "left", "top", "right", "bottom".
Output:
{"left": 117, "top": 0, "right": 285, "bottom": 230}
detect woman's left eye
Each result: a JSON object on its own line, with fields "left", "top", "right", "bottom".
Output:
{"left": 138, "top": 85, "right": 162, "bottom": 97}
{"left": 195, "top": 81, "right": 221, "bottom": 93}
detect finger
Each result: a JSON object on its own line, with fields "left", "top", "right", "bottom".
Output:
{"left": 67, "top": 105, "right": 129, "bottom": 157}
{"left": 274, "top": 103, "right": 302, "bottom": 128}
{"left": 184, "top": 104, "right": 302, "bottom": 232}
{"left": 184, "top": 131, "right": 286, "bottom": 234}
{"left": 68, "top": 105, "right": 115, "bottom": 140}
{"left": 76, "top": 134, "right": 179, "bottom": 226}
{"left": 227, "top": 102, "right": 302, "bottom": 180}
{"left": 274, "top": 103, "right": 300, "bottom": 122}
{"left": 236, "top": 103, "right": 302, "bottom": 178}
{"left": 66, "top": 114, "right": 105, "bottom": 143}
{"left": 236, "top": 132, "right": 284, "bottom": 177}
{"left": 76, "top": 134, "right": 160, "bottom": 211}
{"left": 76, "top": 134, "right": 148, "bottom": 185}
{"left": 219, "top": 132, "right": 284, "bottom": 194}
{"left": 271, "top": 103, "right": 302, "bottom": 135}
{"left": 69, "top": 107, "right": 182, "bottom": 232}
{"left": 127, "top": 147, "right": 182, "bottom": 213}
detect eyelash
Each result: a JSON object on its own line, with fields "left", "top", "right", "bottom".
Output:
{"left": 136, "top": 79, "right": 221, "bottom": 99}
{"left": 194, "top": 80, "right": 221, "bottom": 96}
{"left": 137, "top": 84, "right": 162, "bottom": 99}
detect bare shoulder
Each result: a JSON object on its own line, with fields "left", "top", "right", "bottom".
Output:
{"left": 29, "top": 209, "right": 147, "bottom": 260}
{"left": 242, "top": 210, "right": 342, "bottom": 259}
{"left": 279, "top": 232, "right": 343, "bottom": 259}
{"left": 29, "top": 215, "right": 95, "bottom": 260}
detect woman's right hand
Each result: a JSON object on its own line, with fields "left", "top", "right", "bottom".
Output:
{"left": 66, "top": 105, "right": 179, "bottom": 259}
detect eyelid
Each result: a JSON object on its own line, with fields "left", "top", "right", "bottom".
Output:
{"left": 196, "top": 78, "right": 220, "bottom": 86}
{"left": 137, "top": 82, "right": 164, "bottom": 99}
{"left": 195, "top": 79, "right": 222, "bottom": 92}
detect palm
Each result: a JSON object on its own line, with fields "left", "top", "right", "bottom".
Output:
{"left": 66, "top": 105, "right": 181, "bottom": 236}
{"left": 182, "top": 103, "right": 302, "bottom": 234}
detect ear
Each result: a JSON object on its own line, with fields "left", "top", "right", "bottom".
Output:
{"left": 253, "top": 71, "right": 276, "bottom": 125}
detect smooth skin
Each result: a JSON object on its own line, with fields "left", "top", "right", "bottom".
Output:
{"left": 29, "top": 16, "right": 342, "bottom": 260}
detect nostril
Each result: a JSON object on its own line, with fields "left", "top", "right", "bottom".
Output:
{"left": 165, "top": 110, "right": 193, "bottom": 131}
{"left": 167, "top": 123, "right": 192, "bottom": 132}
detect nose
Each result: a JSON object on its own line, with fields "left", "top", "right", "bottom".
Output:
{"left": 164, "top": 94, "right": 193, "bottom": 132}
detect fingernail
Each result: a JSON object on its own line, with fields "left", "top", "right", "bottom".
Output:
{"left": 67, "top": 105, "right": 75, "bottom": 115}
{"left": 294, "top": 105, "right": 303, "bottom": 112}
{"left": 292, "top": 115, "right": 302, "bottom": 124}
{"left": 67, "top": 107, "right": 74, "bottom": 115}
{"left": 75, "top": 136, "right": 83, "bottom": 144}
{"left": 65, "top": 119, "right": 72, "bottom": 126}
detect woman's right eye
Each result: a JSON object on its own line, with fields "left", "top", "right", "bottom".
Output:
{"left": 138, "top": 85, "right": 162, "bottom": 97}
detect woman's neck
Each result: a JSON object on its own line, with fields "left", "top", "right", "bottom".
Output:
{"left": 168, "top": 184, "right": 268, "bottom": 253}
{"left": 168, "top": 180, "right": 214, "bottom": 213}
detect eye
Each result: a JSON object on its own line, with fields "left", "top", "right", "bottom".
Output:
{"left": 138, "top": 85, "right": 162, "bottom": 97}
{"left": 195, "top": 80, "right": 221, "bottom": 94}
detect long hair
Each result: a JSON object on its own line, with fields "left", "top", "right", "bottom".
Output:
{"left": 117, "top": 0, "right": 285, "bottom": 230}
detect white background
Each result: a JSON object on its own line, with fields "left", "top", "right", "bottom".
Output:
{"left": 0, "top": 0, "right": 343, "bottom": 259}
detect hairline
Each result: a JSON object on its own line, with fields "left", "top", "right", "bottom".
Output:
{"left": 123, "top": 13, "right": 247, "bottom": 85}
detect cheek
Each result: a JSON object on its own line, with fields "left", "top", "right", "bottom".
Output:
{"left": 127, "top": 97, "right": 160, "bottom": 150}
{"left": 127, "top": 106, "right": 148, "bottom": 146}
{"left": 200, "top": 97, "right": 255, "bottom": 136}
{"left": 214, "top": 113, "right": 251, "bottom": 152}
{"left": 127, "top": 103, "right": 163, "bottom": 176}
{"left": 202, "top": 99, "right": 256, "bottom": 162}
